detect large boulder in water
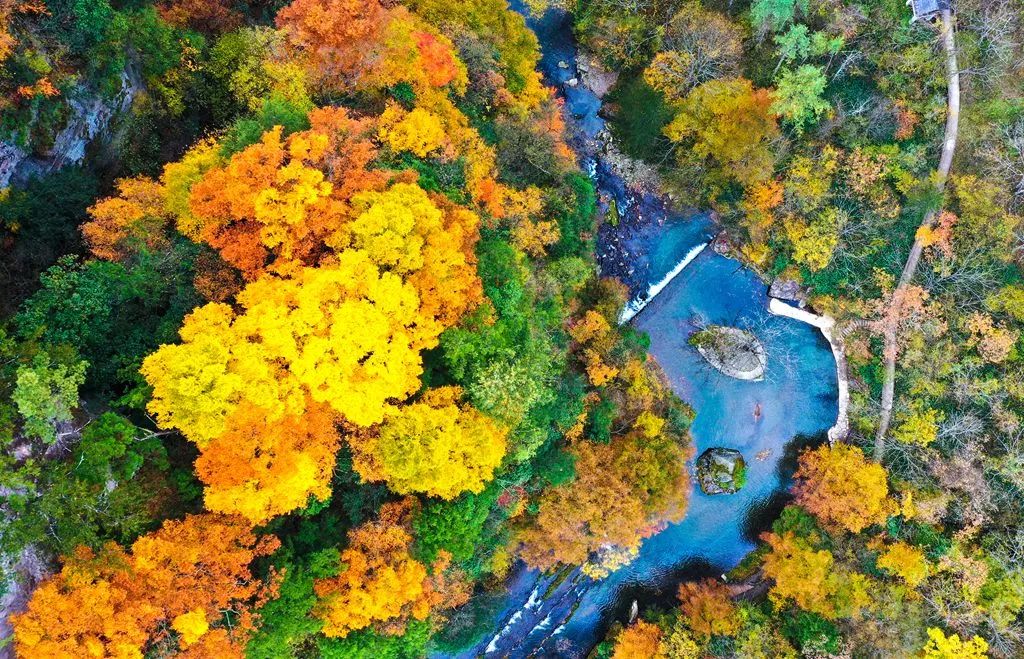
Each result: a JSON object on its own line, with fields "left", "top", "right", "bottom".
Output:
{"left": 696, "top": 448, "right": 747, "bottom": 495}
{"left": 689, "top": 325, "right": 767, "bottom": 381}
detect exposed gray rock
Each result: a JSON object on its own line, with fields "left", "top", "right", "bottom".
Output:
{"left": 769, "top": 277, "right": 808, "bottom": 308}
{"left": 696, "top": 448, "right": 747, "bottom": 495}
{"left": 0, "top": 142, "right": 27, "bottom": 189}
{"left": 576, "top": 53, "right": 618, "bottom": 99}
{"left": 690, "top": 325, "right": 767, "bottom": 381}
{"left": 0, "top": 545, "right": 51, "bottom": 651}
{"left": 1, "top": 65, "right": 141, "bottom": 188}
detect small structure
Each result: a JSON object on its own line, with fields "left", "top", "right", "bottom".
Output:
{"left": 907, "top": 0, "right": 950, "bottom": 23}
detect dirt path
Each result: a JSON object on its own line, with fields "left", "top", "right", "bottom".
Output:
{"left": 874, "top": 9, "right": 960, "bottom": 461}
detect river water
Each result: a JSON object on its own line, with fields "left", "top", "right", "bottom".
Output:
{"left": 452, "top": 5, "right": 840, "bottom": 657}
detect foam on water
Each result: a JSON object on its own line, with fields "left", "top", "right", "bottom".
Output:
{"left": 619, "top": 243, "right": 708, "bottom": 324}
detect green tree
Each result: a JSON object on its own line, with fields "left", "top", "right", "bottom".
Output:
{"left": 414, "top": 486, "right": 500, "bottom": 566}
{"left": 772, "top": 65, "right": 830, "bottom": 133}
{"left": 12, "top": 354, "right": 86, "bottom": 443}
{"left": 751, "top": 0, "right": 808, "bottom": 32}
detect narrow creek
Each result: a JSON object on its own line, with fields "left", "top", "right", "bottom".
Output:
{"left": 454, "top": 5, "right": 841, "bottom": 657}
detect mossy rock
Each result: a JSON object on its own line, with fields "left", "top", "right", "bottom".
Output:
{"left": 696, "top": 448, "right": 747, "bottom": 495}
{"left": 689, "top": 325, "right": 766, "bottom": 381}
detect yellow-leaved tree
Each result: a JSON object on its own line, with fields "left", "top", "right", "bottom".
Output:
{"left": 142, "top": 249, "right": 429, "bottom": 442}
{"left": 348, "top": 387, "right": 507, "bottom": 499}
{"left": 195, "top": 401, "right": 341, "bottom": 524}
{"left": 761, "top": 531, "right": 870, "bottom": 620}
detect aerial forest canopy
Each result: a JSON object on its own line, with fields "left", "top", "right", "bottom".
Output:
{"left": 0, "top": 0, "right": 689, "bottom": 656}
{"left": 1, "top": 0, "right": 1024, "bottom": 657}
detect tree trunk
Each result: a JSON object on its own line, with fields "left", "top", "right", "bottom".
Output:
{"left": 874, "top": 9, "right": 960, "bottom": 462}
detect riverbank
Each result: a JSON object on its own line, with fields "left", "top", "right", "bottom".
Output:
{"left": 459, "top": 5, "right": 842, "bottom": 657}
{"left": 569, "top": 49, "right": 850, "bottom": 444}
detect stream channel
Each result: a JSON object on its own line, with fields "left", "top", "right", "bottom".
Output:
{"left": 453, "top": 5, "right": 840, "bottom": 657}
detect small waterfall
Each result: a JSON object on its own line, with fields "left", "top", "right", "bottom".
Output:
{"left": 619, "top": 242, "right": 708, "bottom": 324}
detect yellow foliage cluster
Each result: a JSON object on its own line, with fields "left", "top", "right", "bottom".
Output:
{"left": 761, "top": 531, "right": 871, "bottom": 619}
{"left": 378, "top": 104, "right": 447, "bottom": 157}
{"left": 349, "top": 387, "right": 507, "bottom": 499}
{"left": 922, "top": 628, "right": 989, "bottom": 658}
{"left": 892, "top": 406, "right": 943, "bottom": 447}
{"left": 171, "top": 609, "right": 210, "bottom": 648}
{"left": 876, "top": 541, "right": 929, "bottom": 586}
{"left": 142, "top": 108, "right": 491, "bottom": 520}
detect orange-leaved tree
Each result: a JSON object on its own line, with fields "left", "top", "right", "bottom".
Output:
{"left": 677, "top": 579, "right": 740, "bottom": 637}
{"left": 195, "top": 400, "right": 341, "bottom": 524}
{"left": 792, "top": 443, "right": 895, "bottom": 533}
{"left": 12, "top": 514, "right": 279, "bottom": 658}
{"left": 517, "top": 428, "right": 688, "bottom": 573}
{"left": 82, "top": 176, "right": 172, "bottom": 262}
{"left": 313, "top": 499, "right": 468, "bottom": 638}
{"left": 612, "top": 620, "right": 666, "bottom": 659}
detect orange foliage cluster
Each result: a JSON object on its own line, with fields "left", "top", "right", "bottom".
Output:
{"left": 83, "top": 177, "right": 172, "bottom": 262}
{"left": 195, "top": 401, "right": 342, "bottom": 524}
{"left": 276, "top": 0, "right": 466, "bottom": 97}
{"left": 187, "top": 108, "right": 388, "bottom": 278}
{"left": 313, "top": 500, "right": 469, "bottom": 638}
{"left": 677, "top": 579, "right": 740, "bottom": 637}
{"left": 157, "top": 0, "right": 241, "bottom": 34}
{"left": 274, "top": 0, "right": 563, "bottom": 224}
{"left": 517, "top": 430, "right": 688, "bottom": 570}
{"left": 793, "top": 444, "right": 894, "bottom": 533}
{"left": 612, "top": 620, "right": 665, "bottom": 659}
{"left": 11, "top": 514, "right": 279, "bottom": 658}
{"left": 136, "top": 101, "right": 492, "bottom": 521}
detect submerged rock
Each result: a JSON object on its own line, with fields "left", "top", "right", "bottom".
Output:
{"left": 696, "top": 448, "right": 747, "bottom": 495}
{"left": 690, "top": 325, "right": 767, "bottom": 381}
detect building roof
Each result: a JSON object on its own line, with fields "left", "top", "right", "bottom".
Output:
{"left": 907, "top": 0, "right": 951, "bottom": 21}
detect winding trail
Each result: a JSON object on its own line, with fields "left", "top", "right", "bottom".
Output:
{"left": 874, "top": 9, "right": 960, "bottom": 461}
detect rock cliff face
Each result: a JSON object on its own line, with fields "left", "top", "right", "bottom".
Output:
{"left": 690, "top": 325, "right": 767, "bottom": 381}
{"left": 0, "top": 65, "right": 141, "bottom": 188}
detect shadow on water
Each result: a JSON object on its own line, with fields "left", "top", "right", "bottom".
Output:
{"left": 739, "top": 431, "right": 828, "bottom": 541}
{"left": 741, "top": 491, "right": 793, "bottom": 542}
{"left": 595, "top": 558, "right": 722, "bottom": 637}
{"left": 777, "top": 431, "right": 828, "bottom": 480}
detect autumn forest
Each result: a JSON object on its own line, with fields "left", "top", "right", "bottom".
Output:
{"left": 0, "top": 0, "right": 1023, "bottom": 657}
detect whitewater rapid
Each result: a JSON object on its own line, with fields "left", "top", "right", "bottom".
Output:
{"left": 618, "top": 243, "right": 709, "bottom": 324}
